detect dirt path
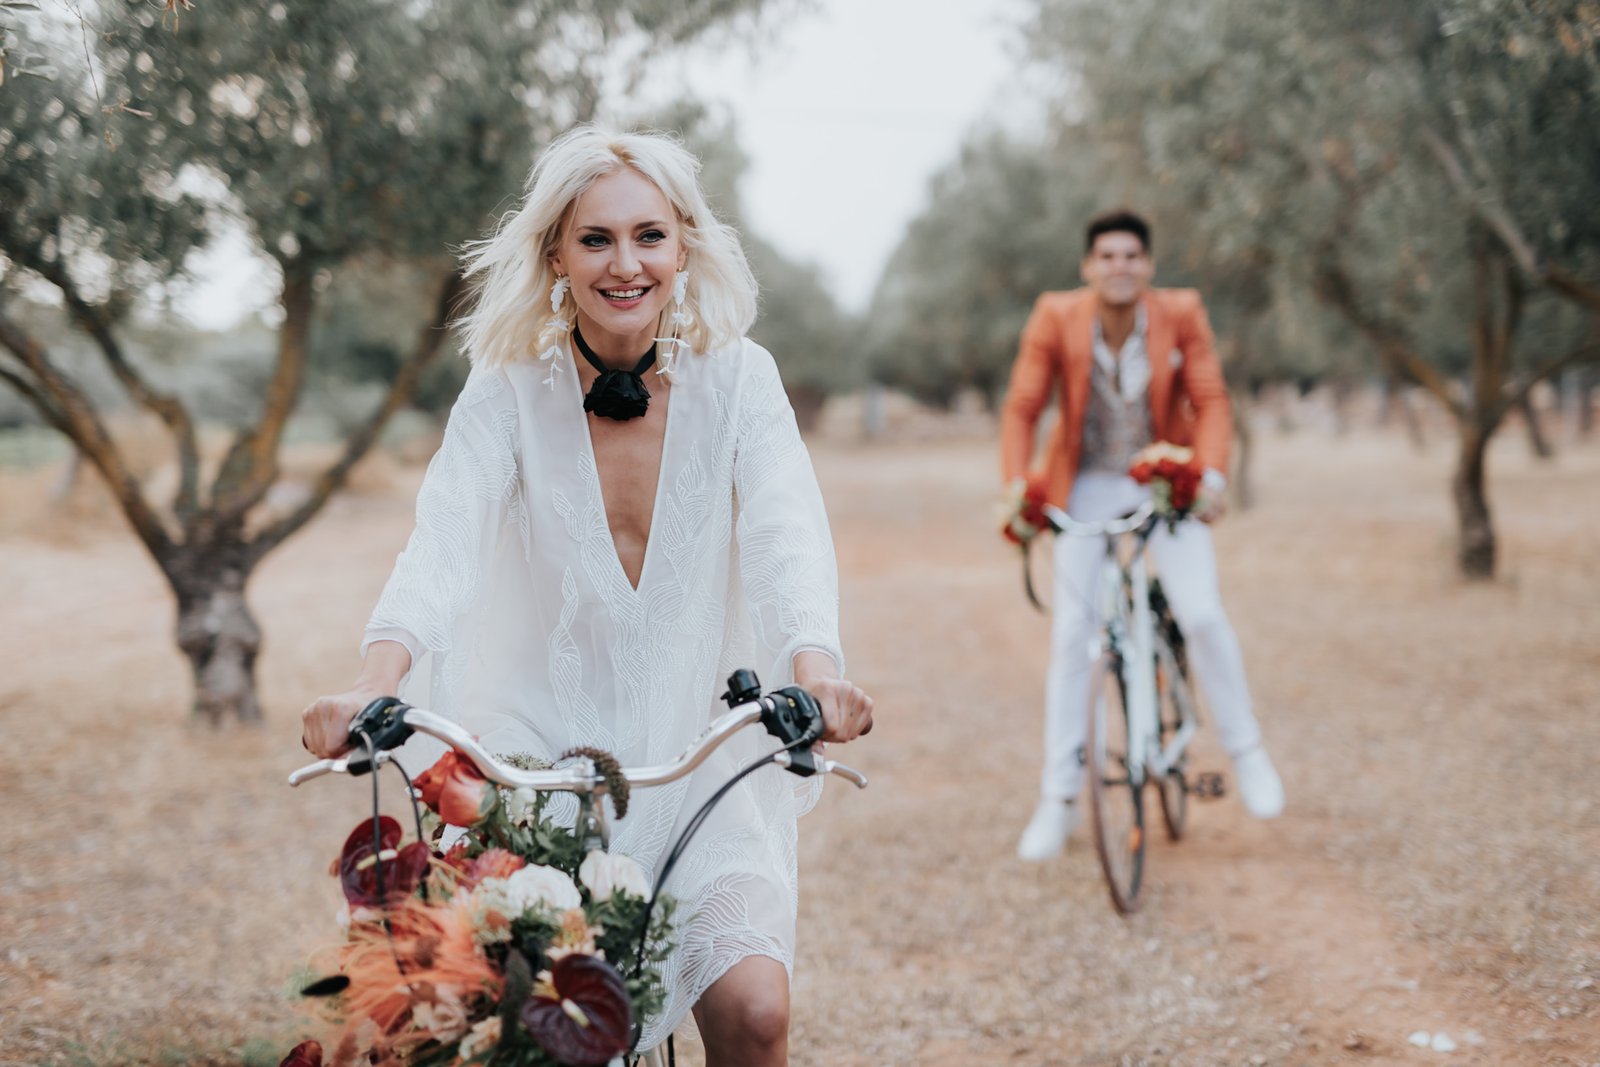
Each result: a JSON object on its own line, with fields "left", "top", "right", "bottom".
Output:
{"left": 2, "top": 419, "right": 1597, "bottom": 1066}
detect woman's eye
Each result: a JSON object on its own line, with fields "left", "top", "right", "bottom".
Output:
{"left": 639, "top": 230, "right": 666, "bottom": 244}
{"left": 580, "top": 234, "right": 608, "bottom": 248}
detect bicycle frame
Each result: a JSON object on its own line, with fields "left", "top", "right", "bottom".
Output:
{"left": 1046, "top": 503, "right": 1196, "bottom": 787}
{"left": 288, "top": 676, "right": 867, "bottom": 1065}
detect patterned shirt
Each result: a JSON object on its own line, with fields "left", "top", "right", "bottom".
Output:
{"left": 1079, "top": 304, "right": 1154, "bottom": 475}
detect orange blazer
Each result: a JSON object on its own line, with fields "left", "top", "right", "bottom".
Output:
{"left": 1000, "top": 287, "right": 1232, "bottom": 508}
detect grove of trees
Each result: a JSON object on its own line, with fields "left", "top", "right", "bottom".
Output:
{"left": 869, "top": 0, "right": 1600, "bottom": 578}
{"left": 0, "top": 0, "right": 800, "bottom": 719}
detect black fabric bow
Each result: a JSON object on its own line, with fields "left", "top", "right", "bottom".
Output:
{"left": 574, "top": 327, "right": 655, "bottom": 421}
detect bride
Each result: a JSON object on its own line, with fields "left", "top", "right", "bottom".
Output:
{"left": 299, "top": 125, "right": 873, "bottom": 1066}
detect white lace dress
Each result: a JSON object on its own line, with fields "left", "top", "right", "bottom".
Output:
{"left": 362, "top": 337, "right": 842, "bottom": 1049}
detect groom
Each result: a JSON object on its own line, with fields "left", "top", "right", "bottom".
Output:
{"left": 999, "top": 209, "right": 1284, "bottom": 861}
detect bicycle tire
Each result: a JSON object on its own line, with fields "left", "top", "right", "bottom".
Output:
{"left": 1153, "top": 642, "right": 1190, "bottom": 841}
{"left": 1085, "top": 652, "right": 1146, "bottom": 914}
{"left": 1150, "top": 589, "right": 1196, "bottom": 842}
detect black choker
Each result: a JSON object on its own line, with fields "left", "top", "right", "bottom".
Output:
{"left": 573, "top": 327, "right": 655, "bottom": 421}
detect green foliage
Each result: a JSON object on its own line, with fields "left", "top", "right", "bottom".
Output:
{"left": 1026, "top": 0, "right": 1600, "bottom": 383}
{"left": 645, "top": 100, "right": 860, "bottom": 402}
{"left": 865, "top": 129, "right": 1103, "bottom": 407}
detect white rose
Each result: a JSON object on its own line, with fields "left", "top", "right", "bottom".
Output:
{"left": 411, "top": 986, "right": 469, "bottom": 1042}
{"left": 457, "top": 1016, "right": 502, "bottom": 1061}
{"left": 504, "top": 786, "right": 539, "bottom": 826}
{"left": 579, "top": 850, "right": 651, "bottom": 902}
{"left": 501, "top": 864, "right": 582, "bottom": 914}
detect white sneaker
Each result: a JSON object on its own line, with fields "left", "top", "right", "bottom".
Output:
{"left": 1233, "top": 746, "right": 1285, "bottom": 819}
{"left": 1017, "top": 799, "right": 1080, "bottom": 861}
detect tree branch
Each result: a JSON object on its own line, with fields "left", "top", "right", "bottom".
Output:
{"left": 251, "top": 268, "right": 468, "bottom": 557}
{"left": 1421, "top": 126, "right": 1541, "bottom": 277}
{"left": 2, "top": 233, "right": 203, "bottom": 517}
{"left": 1492, "top": 342, "right": 1600, "bottom": 427}
{"left": 212, "top": 262, "right": 315, "bottom": 522}
{"left": 0, "top": 311, "right": 174, "bottom": 556}
{"left": 0, "top": 361, "right": 68, "bottom": 431}
{"left": 1422, "top": 125, "right": 1600, "bottom": 314}
{"left": 1312, "top": 257, "right": 1466, "bottom": 422}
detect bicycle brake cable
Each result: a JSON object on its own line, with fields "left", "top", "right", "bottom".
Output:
{"left": 627, "top": 725, "right": 822, "bottom": 991}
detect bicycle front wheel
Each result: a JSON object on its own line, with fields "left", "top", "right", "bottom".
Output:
{"left": 1085, "top": 652, "right": 1146, "bottom": 914}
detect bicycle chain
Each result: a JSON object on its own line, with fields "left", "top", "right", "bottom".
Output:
{"left": 559, "top": 745, "right": 630, "bottom": 819}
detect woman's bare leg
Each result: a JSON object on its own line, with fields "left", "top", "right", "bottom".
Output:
{"left": 692, "top": 955, "right": 790, "bottom": 1067}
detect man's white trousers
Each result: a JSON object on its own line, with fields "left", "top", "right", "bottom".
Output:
{"left": 1040, "top": 473, "right": 1262, "bottom": 801}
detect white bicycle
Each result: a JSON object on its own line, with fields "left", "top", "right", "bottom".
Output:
{"left": 1045, "top": 501, "right": 1223, "bottom": 914}
{"left": 288, "top": 669, "right": 867, "bottom": 1066}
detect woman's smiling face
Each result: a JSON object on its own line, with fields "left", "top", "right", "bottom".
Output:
{"left": 550, "top": 167, "right": 686, "bottom": 360}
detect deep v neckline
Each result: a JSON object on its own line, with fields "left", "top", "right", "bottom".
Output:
{"left": 568, "top": 359, "right": 676, "bottom": 594}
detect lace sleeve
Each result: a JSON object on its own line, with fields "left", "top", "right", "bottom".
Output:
{"left": 731, "top": 342, "right": 843, "bottom": 686}
{"left": 363, "top": 366, "right": 525, "bottom": 672}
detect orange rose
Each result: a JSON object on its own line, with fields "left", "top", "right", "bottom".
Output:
{"left": 413, "top": 751, "right": 498, "bottom": 827}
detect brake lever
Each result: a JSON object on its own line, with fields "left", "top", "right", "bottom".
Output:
{"left": 770, "top": 749, "right": 869, "bottom": 788}
{"left": 287, "top": 750, "right": 397, "bottom": 786}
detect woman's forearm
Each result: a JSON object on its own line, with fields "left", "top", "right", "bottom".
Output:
{"left": 355, "top": 639, "right": 413, "bottom": 694}
{"left": 792, "top": 649, "right": 840, "bottom": 689}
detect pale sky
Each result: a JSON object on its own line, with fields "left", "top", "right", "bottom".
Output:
{"left": 178, "top": 0, "right": 1042, "bottom": 328}
{"left": 636, "top": 0, "right": 1041, "bottom": 311}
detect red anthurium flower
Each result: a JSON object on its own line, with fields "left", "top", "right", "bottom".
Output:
{"left": 338, "top": 816, "right": 430, "bottom": 908}
{"left": 413, "top": 751, "right": 498, "bottom": 827}
{"left": 520, "top": 955, "right": 633, "bottom": 1066}
{"left": 277, "top": 1040, "right": 322, "bottom": 1067}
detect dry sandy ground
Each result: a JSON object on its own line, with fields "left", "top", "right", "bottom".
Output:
{"left": 2, "top": 412, "right": 1598, "bottom": 1066}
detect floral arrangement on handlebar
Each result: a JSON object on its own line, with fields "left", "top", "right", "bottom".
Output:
{"left": 280, "top": 749, "right": 675, "bottom": 1067}
{"left": 1128, "top": 442, "right": 1203, "bottom": 528}
{"left": 998, "top": 477, "right": 1052, "bottom": 546}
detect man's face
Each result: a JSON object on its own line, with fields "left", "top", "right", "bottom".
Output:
{"left": 1080, "top": 230, "right": 1154, "bottom": 308}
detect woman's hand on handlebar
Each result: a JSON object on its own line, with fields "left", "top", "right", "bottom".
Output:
{"left": 793, "top": 650, "right": 873, "bottom": 742}
{"left": 300, "top": 685, "right": 386, "bottom": 759}
{"left": 302, "top": 640, "right": 413, "bottom": 758}
{"left": 809, "top": 678, "right": 874, "bottom": 742}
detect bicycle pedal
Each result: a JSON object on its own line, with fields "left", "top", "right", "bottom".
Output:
{"left": 1193, "top": 772, "right": 1227, "bottom": 799}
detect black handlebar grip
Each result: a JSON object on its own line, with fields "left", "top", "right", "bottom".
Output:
{"left": 343, "top": 695, "right": 413, "bottom": 776}
{"left": 761, "top": 685, "right": 824, "bottom": 748}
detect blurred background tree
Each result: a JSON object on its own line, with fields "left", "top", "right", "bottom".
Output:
{"left": 0, "top": 0, "right": 788, "bottom": 720}
{"left": 1017, "top": 0, "right": 1600, "bottom": 577}
{"left": 865, "top": 131, "right": 1096, "bottom": 411}
{"left": 651, "top": 99, "right": 859, "bottom": 430}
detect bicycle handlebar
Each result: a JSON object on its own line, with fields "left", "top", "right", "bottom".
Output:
{"left": 287, "top": 682, "right": 869, "bottom": 794}
{"left": 1043, "top": 499, "right": 1157, "bottom": 538}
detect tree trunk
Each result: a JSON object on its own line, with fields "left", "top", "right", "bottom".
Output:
{"left": 1330, "top": 377, "right": 1356, "bottom": 436}
{"left": 785, "top": 384, "right": 828, "bottom": 436}
{"left": 171, "top": 552, "right": 263, "bottom": 723}
{"left": 1516, "top": 392, "right": 1553, "bottom": 459}
{"left": 1230, "top": 388, "right": 1255, "bottom": 510}
{"left": 1379, "top": 376, "right": 1426, "bottom": 450}
{"left": 1581, "top": 369, "right": 1596, "bottom": 440}
{"left": 1452, "top": 425, "right": 1496, "bottom": 580}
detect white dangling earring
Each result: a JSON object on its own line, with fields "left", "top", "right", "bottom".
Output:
{"left": 536, "top": 274, "right": 575, "bottom": 390}
{"left": 654, "top": 268, "right": 692, "bottom": 381}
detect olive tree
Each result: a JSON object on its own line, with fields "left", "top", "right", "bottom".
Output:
{"left": 1028, "top": 0, "right": 1600, "bottom": 577}
{"left": 0, "top": 0, "right": 781, "bottom": 720}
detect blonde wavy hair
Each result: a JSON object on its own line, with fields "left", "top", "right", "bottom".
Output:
{"left": 458, "top": 125, "right": 758, "bottom": 369}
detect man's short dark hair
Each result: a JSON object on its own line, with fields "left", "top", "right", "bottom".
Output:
{"left": 1085, "top": 209, "right": 1152, "bottom": 255}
